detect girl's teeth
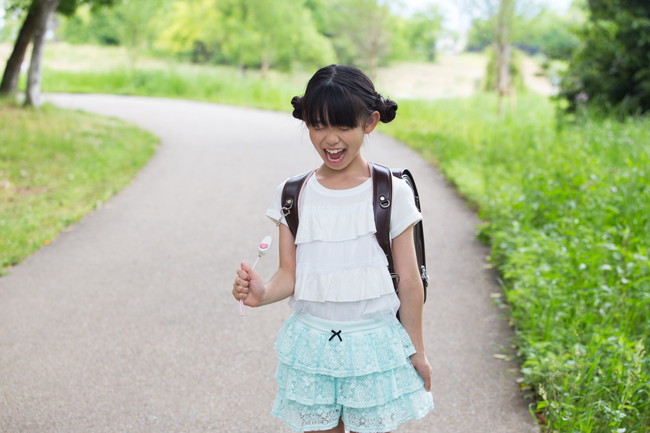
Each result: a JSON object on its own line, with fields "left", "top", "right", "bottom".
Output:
{"left": 325, "top": 148, "right": 345, "bottom": 162}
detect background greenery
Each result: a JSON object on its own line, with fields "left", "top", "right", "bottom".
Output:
{"left": 560, "top": 0, "right": 650, "bottom": 115}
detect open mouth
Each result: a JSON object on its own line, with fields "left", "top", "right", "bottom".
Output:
{"left": 325, "top": 148, "right": 346, "bottom": 164}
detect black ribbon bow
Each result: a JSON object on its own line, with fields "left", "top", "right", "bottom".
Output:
{"left": 329, "top": 330, "right": 342, "bottom": 342}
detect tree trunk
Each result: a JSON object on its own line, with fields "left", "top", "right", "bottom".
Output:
{"left": 495, "top": 0, "right": 513, "bottom": 115}
{"left": 25, "top": 0, "right": 59, "bottom": 108}
{"left": 368, "top": 29, "right": 379, "bottom": 80}
{"left": 260, "top": 51, "right": 270, "bottom": 79}
{"left": 0, "top": 1, "right": 40, "bottom": 96}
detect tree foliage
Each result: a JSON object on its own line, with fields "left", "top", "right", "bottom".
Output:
{"left": 54, "top": 0, "right": 446, "bottom": 73}
{"left": 60, "top": 0, "right": 169, "bottom": 66}
{"left": 0, "top": 0, "right": 117, "bottom": 99}
{"left": 466, "top": 4, "right": 579, "bottom": 61}
{"left": 560, "top": 0, "right": 650, "bottom": 115}
{"left": 404, "top": 5, "right": 444, "bottom": 62}
{"left": 514, "top": 9, "right": 580, "bottom": 59}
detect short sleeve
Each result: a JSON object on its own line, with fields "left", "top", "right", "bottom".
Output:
{"left": 390, "top": 176, "right": 422, "bottom": 239}
{"left": 265, "top": 180, "right": 289, "bottom": 226}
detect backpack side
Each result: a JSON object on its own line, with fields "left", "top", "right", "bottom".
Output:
{"left": 372, "top": 163, "right": 429, "bottom": 303}
{"left": 391, "top": 168, "right": 429, "bottom": 301}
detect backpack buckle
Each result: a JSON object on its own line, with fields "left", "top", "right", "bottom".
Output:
{"left": 420, "top": 265, "right": 429, "bottom": 288}
{"left": 378, "top": 195, "right": 390, "bottom": 209}
{"left": 391, "top": 272, "right": 400, "bottom": 289}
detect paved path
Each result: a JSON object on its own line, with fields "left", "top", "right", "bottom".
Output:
{"left": 1, "top": 94, "right": 539, "bottom": 433}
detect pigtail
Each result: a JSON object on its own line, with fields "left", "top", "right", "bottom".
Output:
{"left": 291, "top": 96, "right": 304, "bottom": 120}
{"left": 375, "top": 94, "right": 398, "bottom": 123}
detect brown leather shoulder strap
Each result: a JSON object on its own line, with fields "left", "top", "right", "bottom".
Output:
{"left": 280, "top": 170, "right": 312, "bottom": 239}
{"left": 371, "top": 163, "right": 396, "bottom": 286}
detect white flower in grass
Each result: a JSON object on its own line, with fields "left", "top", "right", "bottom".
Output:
{"left": 600, "top": 264, "right": 613, "bottom": 271}
{"left": 578, "top": 263, "right": 587, "bottom": 270}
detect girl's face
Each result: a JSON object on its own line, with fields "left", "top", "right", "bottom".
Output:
{"left": 308, "top": 112, "right": 380, "bottom": 173}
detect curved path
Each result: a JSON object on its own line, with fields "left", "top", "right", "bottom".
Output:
{"left": 0, "top": 94, "right": 539, "bottom": 433}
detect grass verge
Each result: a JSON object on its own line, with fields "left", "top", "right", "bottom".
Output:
{"left": 385, "top": 94, "right": 650, "bottom": 432}
{"left": 42, "top": 66, "right": 299, "bottom": 112}
{"left": 0, "top": 100, "right": 158, "bottom": 274}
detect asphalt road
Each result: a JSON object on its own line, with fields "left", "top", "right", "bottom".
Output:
{"left": 0, "top": 94, "right": 539, "bottom": 433}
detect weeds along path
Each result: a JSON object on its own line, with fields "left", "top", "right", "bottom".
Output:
{"left": 0, "top": 94, "right": 539, "bottom": 433}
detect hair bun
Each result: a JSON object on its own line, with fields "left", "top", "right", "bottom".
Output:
{"left": 291, "top": 96, "right": 303, "bottom": 120}
{"left": 376, "top": 95, "right": 398, "bottom": 123}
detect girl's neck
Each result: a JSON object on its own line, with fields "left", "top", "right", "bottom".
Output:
{"left": 316, "top": 157, "right": 370, "bottom": 190}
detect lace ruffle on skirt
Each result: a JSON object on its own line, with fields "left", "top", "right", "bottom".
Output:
{"left": 272, "top": 313, "right": 434, "bottom": 432}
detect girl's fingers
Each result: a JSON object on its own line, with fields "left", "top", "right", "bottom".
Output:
{"left": 236, "top": 267, "right": 249, "bottom": 281}
{"left": 232, "top": 272, "right": 251, "bottom": 301}
{"left": 234, "top": 276, "right": 249, "bottom": 288}
{"left": 423, "top": 372, "right": 432, "bottom": 392}
{"left": 423, "top": 366, "right": 432, "bottom": 391}
{"left": 233, "top": 286, "right": 249, "bottom": 300}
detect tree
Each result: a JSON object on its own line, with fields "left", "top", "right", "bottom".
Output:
{"left": 513, "top": 9, "right": 580, "bottom": 60}
{"left": 326, "top": 0, "right": 393, "bottom": 78}
{"left": 0, "top": 1, "right": 40, "bottom": 96}
{"left": 24, "top": 0, "right": 58, "bottom": 107}
{"left": 156, "top": 0, "right": 334, "bottom": 72}
{"left": 466, "top": 1, "right": 579, "bottom": 59}
{"left": 0, "top": 0, "right": 115, "bottom": 102}
{"left": 100, "top": 0, "right": 169, "bottom": 68}
{"left": 463, "top": 0, "right": 515, "bottom": 102}
{"left": 466, "top": 17, "right": 494, "bottom": 52}
{"left": 560, "top": 0, "right": 650, "bottom": 115}
{"left": 407, "top": 5, "right": 444, "bottom": 62}
{"left": 155, "top": 0, "right": 224, "bottom": 63}
{"left": 494, "top": 0, "right": 514, "bottom": 113}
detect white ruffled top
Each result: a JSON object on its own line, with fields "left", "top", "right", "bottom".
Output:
{"left": 266, "top": 171, "right": 422, "bottom": 321}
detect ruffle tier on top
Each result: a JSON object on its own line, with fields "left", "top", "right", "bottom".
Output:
{"left": 293, "top": 198, "right": 395, "bottom": 304}
{"left": 272, "top": 314, "right": 434, "bottom": 432}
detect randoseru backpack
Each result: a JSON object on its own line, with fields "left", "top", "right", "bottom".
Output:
{"left": 280, "top": 162, "right": 429, "bottom": 302}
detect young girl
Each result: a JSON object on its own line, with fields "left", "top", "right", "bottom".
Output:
{"left": 232, "top": 64, "right": 433, "bottom": 433}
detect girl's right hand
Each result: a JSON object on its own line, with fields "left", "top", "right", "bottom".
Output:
{"left": 232, "top": 262, "right": 265, "bottom": 307}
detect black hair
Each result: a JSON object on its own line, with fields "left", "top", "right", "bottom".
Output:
{"left": 291, "top": 64, "right": 398, "bottom": 128}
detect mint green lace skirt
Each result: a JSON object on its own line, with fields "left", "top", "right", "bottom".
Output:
{"left": 272, "top": 313, "right": 434, "bottom": 432}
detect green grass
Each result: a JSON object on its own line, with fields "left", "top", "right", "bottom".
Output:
{"left": 0, "top": 100, "right": 158, "bottom": 274}
{"left": 385, "top": 94, "right": 650, "bottom": 432}
{"left": 42, "top": 65, "right": 301, "bottom": 112}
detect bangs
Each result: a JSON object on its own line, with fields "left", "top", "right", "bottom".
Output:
{"left": 303, "top": 82, "right": 367, "bottom": 128}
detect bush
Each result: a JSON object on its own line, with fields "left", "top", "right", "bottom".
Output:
{"left": 560, "top": 0, "right": 650, "bottom": 116}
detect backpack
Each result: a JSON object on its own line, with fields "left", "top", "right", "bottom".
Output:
{"left": 280, "top": 162, "right": 429, "bottom": 302}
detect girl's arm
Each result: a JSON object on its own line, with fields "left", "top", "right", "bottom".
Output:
{"left": 392, "top": 225, "right": 432, "bottom": 391}
{"left": 233, "top": 223, "right": 296, "bottom": 307}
